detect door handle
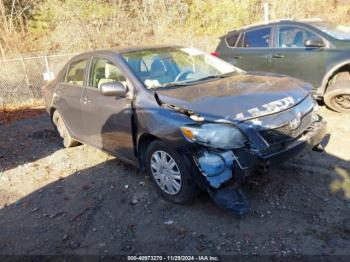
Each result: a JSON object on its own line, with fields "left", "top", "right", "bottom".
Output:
{"left": 82, "top": 97, "right": 91, "bottom": 104}
{"left": 272, "top": 54, "right": 284, "bottom": 59}
{"left": 233, "top": 55, "right": 242, "bottom": 59}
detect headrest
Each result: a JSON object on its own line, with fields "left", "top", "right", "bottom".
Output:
{"left": 294, "top": 31, "right": 304, "bottom": 43}
{"left": 105, "top": 63, "right": 119, "bottom": 79}
{"left": 75, "top": 68, "right": 84, "bottom": 79}
{"left": 150, "top": 58, "right": 166, "bottom": 77}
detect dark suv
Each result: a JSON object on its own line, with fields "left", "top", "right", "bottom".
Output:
{"left": 215, "top": 19, "right": 350, "bottom": 112}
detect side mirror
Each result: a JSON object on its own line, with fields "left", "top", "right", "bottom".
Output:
{"left": 100, "top": 82, "right": 127, "bottom": 97}
{"left": 304, "top": 38, "right": 325, "bottom": 48}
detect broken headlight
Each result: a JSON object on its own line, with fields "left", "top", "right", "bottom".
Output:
{"left": 181, "top": 124, "right": 247, "bottom": 149}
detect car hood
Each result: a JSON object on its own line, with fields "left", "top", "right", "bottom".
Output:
{"left": 156, "top": 72, "right": 311, "bottom": 122}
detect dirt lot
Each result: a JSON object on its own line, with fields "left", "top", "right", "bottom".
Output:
{"left": 0, "top": 106, "right": 349, "bottom": 257}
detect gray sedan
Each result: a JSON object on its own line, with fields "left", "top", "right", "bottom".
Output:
{"left": 42, "top": 46, "right": 326, "bottom": 215}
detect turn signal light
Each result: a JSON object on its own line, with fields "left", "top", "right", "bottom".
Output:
{"left": 181, "top": 127, "right": 194, "bottom": 140}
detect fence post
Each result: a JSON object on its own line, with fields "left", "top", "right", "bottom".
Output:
{"left": 43, "top": 55, "right": 55, "bottom": 81}
{"left": 21, "top": 57, "right": 35, "bottom": 100}
{"left": 44, "top": 55, "right": 50, "bottom": 75}
{"left": 263, "top": 2, "right": 269, "bottom": 24}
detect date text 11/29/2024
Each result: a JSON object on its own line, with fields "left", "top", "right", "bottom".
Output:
{"left": 127, "top": 255, "right": 219, "bottom": 261}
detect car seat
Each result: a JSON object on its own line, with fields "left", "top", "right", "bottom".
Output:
{"left": 293, "top": 31, "right": 304, "bottom": 47}
{"left": 68, "top": 68, "right": 84, "bottom": 86}
{"left": 98, "top": 63, "right": 126, "bottom": 89}
{"left": 150, "top": 58, "right": 172, "bottom": 84}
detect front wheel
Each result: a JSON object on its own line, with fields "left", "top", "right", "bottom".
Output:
{"left": 145, "top": 140, "right": 198, "bottom": 204}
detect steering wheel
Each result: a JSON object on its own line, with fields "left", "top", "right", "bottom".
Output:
{"left": 174, "top": 69, "right": 193, "bottom": 82}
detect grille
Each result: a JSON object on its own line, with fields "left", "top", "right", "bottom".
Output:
{"left": 260, "top": 111, "right": 312, "bottom": 145}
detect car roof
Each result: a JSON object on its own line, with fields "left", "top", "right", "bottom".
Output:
{"left": 72, "top": 45, "right": 185, "bottom": 58}
{"left": 225, "top": 18, "right": 323, "bottom": 36}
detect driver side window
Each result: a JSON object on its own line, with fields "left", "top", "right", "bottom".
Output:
{"left": 278, "top": 26, "right": 320, "bottom": 48}
{"left": 89, "top": 58, "right": 126, "bottom": 89}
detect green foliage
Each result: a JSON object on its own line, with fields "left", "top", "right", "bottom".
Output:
{"left": 28, "top": 2, "right": 53, "bottom": 34}
{"left": 1, "top": 0, "right": 350, "bottom": 56}
{"left": 186, "top": 0, "right": 262, "bottom": 35}
{"left": 28, "top": 0, "right": 113, "bottom": 35}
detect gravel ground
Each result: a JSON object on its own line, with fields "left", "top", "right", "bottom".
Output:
{"left": 0, "top": 107, "right": 349, "bottom": 257}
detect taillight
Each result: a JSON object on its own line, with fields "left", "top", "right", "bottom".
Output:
{"left": 211, "top": 51, "right": 219, "bottom": 57}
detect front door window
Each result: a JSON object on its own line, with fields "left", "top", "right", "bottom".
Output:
{"left": 278, "top": 26, "right": 321, "bottom": 48}
{"left": 89, "top": 58, "right": 127, "bottom": 89}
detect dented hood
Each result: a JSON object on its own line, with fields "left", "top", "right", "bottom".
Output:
{"left": 156, "top": 72, "right": 311, "bottom": 122}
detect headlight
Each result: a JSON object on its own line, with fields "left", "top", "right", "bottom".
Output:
{"left": 180, "top": 124, "right": 247, "bottom": 149}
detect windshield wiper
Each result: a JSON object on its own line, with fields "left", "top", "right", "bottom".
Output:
{"left": 193, "top": 75, "right": 221, "bottom": 81}
{"left": 148, "top": 81, "right": 192, "bottom": 90}
{"left": 161, "top": 82, "right": 194, "bottom": 88}
{"left": 217, "top": 71, "right": 238, "bottom": 78}
{"left": 185, "top": 72, "right": 237, "bottom": 83}
{"left": 148, "top": 72, "right": 238, "bottom": 90}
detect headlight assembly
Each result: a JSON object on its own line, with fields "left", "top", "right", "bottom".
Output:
{"left": 180, "top": 124, "right": 247, "bottom": 149}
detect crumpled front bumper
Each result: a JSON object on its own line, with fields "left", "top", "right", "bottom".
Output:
{"left": 195, "top": 119, "right": 327, "bottom": 189}
{"left": 259, "top": 119, "right": 327, "bottom": 165}
{"left": 193, "top": 119, "right": 327, "bottom": 216}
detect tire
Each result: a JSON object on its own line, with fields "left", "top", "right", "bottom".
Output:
{"left": 145, "top": 140, "right": 198, "bottom": 204}
{"left": 52, "top": 110, "right": 78, "bottom": 148}
{"left": 324, "top": 73, "right": 350, "bottom": 113}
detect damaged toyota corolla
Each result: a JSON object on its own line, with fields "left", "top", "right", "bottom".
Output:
{"left": 42, "top": 46, "right": 327, "bottom": 215}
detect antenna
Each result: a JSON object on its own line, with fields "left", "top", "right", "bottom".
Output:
{"left": 263, "top": 2, "right": 269, "bottom": 24}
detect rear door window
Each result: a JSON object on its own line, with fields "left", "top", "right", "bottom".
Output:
{"left": 65, "top": 59, "right": 88, "bottom": 86}
{"left": 242, "top": 27, "right": 271, "bottom": 48}
{"left": 226, "top": 33, "right": 240, "bottom": 47}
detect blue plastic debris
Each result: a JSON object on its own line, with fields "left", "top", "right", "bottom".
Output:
{"left": 209, "top": 187, "right": 249, "bottom": 216}
{"left": 198, "top": 151, "right": 234, "bottom": 188}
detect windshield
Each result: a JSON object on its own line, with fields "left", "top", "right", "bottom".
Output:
{"left": 121, "top": 47, "right": 240, "bottom": 89}
{"left": 311, "top": 21, "right": 350, "bottom": 40}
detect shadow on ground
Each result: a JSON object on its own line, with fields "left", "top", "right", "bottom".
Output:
{"left": 0, "top": 149, "right": 349, "bottom": 255}
{"left": 0, "top": 111, "right": 349, "bottom": 256}
{"left": 0, "top": 107, "right": 45, "bottom": 125}
{"left": 0, "top": 114, "right": 60, "bottom": 172}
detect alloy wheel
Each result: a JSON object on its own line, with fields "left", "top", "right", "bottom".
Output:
{"left": 334, "top": 94, "right": 350, "bottom": 109}
{"left": 150, "top": 150, "right": 182, "bottom": 195}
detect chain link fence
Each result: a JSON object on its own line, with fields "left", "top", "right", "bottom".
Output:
{"left": 0, "top": 38, "right": 218, "bottom": 107}
{"left": 0, "top": 53, "right": 76, "bottom": 106}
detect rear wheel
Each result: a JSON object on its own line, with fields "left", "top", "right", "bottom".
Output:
{"left": 324, "top": 72, "right": 350, "bottom": 113}
{"left": 145, "top": 140, "right": 198, "bottom": 204}
{"left": 52, "top": 110, "right": 78, "bottom": 148}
